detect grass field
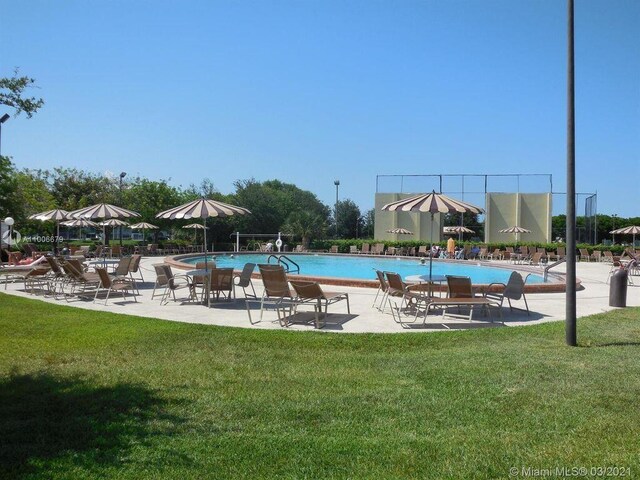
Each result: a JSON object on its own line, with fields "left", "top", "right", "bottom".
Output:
{"left": 1, "top": 292, "right": 639, "bottom": 479}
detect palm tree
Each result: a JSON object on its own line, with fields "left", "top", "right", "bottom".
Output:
{"left": 282, "top": 211, "right": 326, "bottom": 250}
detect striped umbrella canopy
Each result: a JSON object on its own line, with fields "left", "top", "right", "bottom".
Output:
{"left": 499, "top": 226, "right": 532, "bottom": 234}
{"left": 130, "top": 222, "right": 159, "bottom": 230}
{"left": 62, "top": 219, "right": 100, "bottom": 228}
{"left": 499, "top": 226, "right": 531, "bottom": 244}
{"left": 443, "top": 226, "right": 475, "bottom": 234}
{"left": 610, "top": 225, "right": 640, "bottom": 245}
{"left": 382, "top": 191, "right": 484, "bottom": 282}
{"left": 386, "top": 227, "right": 413, "bottom": 235}
{"left": 28, "top": 209, "right": 71, "bottom": 253}
{"left": 382, "top": 191, "right": 484, "bottom": 215}
{"left": 99, "top": 218, "right": 129, "bottom": 227}
{"left": 28, "top": 208, "right": 70, "bottom": 221}
{"left": 183, "top": 223, "right": 208, "bottom": 229}
{"left": 61, "top": 218, "right": 99, "bottom": 242}
{"left": 130, "top": 222, "right": 159, "bottom": 244}
{"left": 69, "top": 203, "right": 140, "bottom": 220}
{"left": 156, "top": 198, "right": 251, "bottom": 269}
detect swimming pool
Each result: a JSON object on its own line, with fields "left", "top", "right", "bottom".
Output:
{"left": 180, "top": 253, "right": 545, "bottom": 285}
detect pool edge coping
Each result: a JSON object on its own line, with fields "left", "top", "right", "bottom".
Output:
{"left": 164, "top": 252, "right": 575, "bottom": 293}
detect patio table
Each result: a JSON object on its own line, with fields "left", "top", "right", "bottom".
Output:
{"left": 185, "top": 268, "right": 211, "bottom": 307}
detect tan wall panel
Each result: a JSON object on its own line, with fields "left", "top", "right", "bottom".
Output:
{"left": 485, "top": 193, "right": 551, "bottom": 243}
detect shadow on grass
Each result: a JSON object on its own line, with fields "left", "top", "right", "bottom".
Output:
{"left": 580, "top": 341, "right": 640, "bottom": 348}
{"left": 0, "top": 372, "right": 187, "bottom": 478}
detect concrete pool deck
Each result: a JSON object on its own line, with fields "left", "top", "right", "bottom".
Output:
{"left": 2, "top": 256, "right": 638, "bottom": 333}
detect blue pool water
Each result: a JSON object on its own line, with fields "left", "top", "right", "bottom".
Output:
{"left": 182, "top": 253, "right": 544, "bottom": 284}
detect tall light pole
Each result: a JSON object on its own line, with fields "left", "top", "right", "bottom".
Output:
{"left": 0, "top": 114, "right": 10, "bottom": 155}
{"left": 119, "top": 172, "right": 126, "bottom": 247}
{"left": 566, "top": 0, "right": 577, "bottom": 347}
{"left": 334, "top": 179, "right": 340, "bottom": 238}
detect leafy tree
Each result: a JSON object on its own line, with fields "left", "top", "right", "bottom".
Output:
{"left": 123, "top": 178, "right": 183, "bottom": 241}
{"left": 14, "top": 169, "right": 56, "bottom": 232}
{"left": 230, "top": 179, "right": 330, "bottom": 235}
{"left": 0, "top": 156, "right": 19, "bottom": 220}
{"left": 362, "top": 208, "right": 375, "bottom": 238}
{"left": 334, "top": 199, "right": 362, "bottom": 239}
{"left": 0, "top": 69, "right": 45, "bottom": 117}
{"left": 44, "top": 168, "right": 119, "bottom": 210}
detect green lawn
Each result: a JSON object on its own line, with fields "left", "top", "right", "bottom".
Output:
{"left": 1, "top": 293, "right": 639, "bottom": 479}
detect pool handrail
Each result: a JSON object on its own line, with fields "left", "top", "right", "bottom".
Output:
{"left": 543, "top": 258, "right": 566, "bottom": 282}
{"left": 267, "top": 254, "right": 300, "bottom": 274}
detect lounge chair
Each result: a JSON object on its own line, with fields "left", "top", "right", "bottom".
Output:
{"left": 234, "top": 262, "right": 257, "bottom": 299}
{"left": 372, "top": 269, "right": 389, "bottom": 311}
{"left": 44, "top": 256, "right": 66, "bottom": 297}
{"left": 289, "top": 280, "right": 350, "bottom": 329}
{"left": 329, "top": 245, "right": 339, "bottom": 254}
{"left": 128, "top": 254, "right": 144, "bottom": 282}
{"left": 385, "top": 271, "right": 432, "bottom": 323}
{"left": 255, "top": 264, "right": 296, "bottom": 325}
{"left": 590, "top": 250, "right": 602, "bottom": 262}
{"left": 360, "top": 243, "right": 371, "bottom": 255}
{"left": 422, "top": 275, "right": 499, "bottom": 323}
{"left": 60, "top": 260, "right": 101, "bottom": 300}
{"left": 485, "top": 271, "right": 530, "bottom": 315}
{"left": 209, "top": 267, "right": 235, "bottom": 301}
{"left": 349, "top": 245, "right": 360, "bottom": 254}
{"left": 603, "top": 250, "right": 615, "bottom": 263}
{"left": 152, "top": 264, "right": 195, "bottom": 305}
{"left": 94, "top": 267, "right": 138, "bottom": 305}
{"left": 579, "top": 248, "right": 591, "bottom": 262}
{"left": 528, "top": 252, "right": 545, "bottom": 267}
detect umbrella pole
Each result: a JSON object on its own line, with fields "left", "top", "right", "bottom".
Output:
{"left": 203, "top": 219, "right": 208, "bottom": 271}
{"left": 429, "top": 212, "right": 434, "bottom": 294}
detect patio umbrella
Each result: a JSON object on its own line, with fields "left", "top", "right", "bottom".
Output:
{"left": 444, "top": 225, "right": 475, "bottom": 242}
{"left": 69, "top": 203, "right": 140, "bottom": 220}
{"left": 61, "top": 218, "right": 100, "bottom": 241}
{"left": 156, "top": 197, "right": 251, "bottom": 270}
{"left": 98, "top": 218, "right": 130, "bottom": 245}
{"left": 386, "top": 227, "right": 413, "bottom": 235}
{"left": 183, "top": 223, "right": 208, "bottom": 244}
{"left": 28, "top": 208, "right": 70, "bottom": 253}
{"left": 69, "top": 203, "right": 140, "bottom": 246}
{"left": 382, "top": 191, "right": 484, "bottom": 282}
{"left": 499, "top": 226, "right": 531, "bottom": 244}
{"left": 610, "top": 225, "right": 640, "bottom": 246}
{"left": 130, "top": 222, "right": 159, "bottom": 242}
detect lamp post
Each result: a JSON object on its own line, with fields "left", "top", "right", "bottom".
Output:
{"left": 334, "top": 179, "right": 340, "bottom": 238}
{"left": 119, "top": 172, "right": 126, "bottom": 247}
{"left": 4, "top": 216, "right": 15, "bottom": 249}
{"left": 0, "top": 113, "right": 9, "bottom": 156}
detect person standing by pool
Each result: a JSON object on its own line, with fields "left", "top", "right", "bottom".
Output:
{"left": 447, "top": 236, "right": 456, "bottom": 258}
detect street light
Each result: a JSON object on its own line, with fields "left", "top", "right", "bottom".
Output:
{"left": 119, "top": 172, "right": 126, "bottom": 247}
{"left": 334, "top": 179, "right": 340, "bottom": 238}
{"left": 0, "top": 113, "right": 10, "bottom": 156}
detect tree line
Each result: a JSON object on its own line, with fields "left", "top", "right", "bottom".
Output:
{"left": 0, "top": 160, "right": 376, "bottom": 248}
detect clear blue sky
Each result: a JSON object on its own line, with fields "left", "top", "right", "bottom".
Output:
{"left": 1, "top": 0, "right": 638, "bottom": 217}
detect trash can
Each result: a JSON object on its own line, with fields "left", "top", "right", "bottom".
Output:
{"left": 609, "top": 267, "right": 628, "bottom": 307}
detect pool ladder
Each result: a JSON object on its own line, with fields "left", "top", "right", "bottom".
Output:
{"left": 267, "top": 254, "right": 300, "bottom": 274}
{"left": 543, "top": 258, "right": 566, "bottom": 282}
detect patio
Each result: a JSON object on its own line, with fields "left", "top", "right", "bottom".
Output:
{"left": 2, "top": 256, "right": 638, "bottom": 333}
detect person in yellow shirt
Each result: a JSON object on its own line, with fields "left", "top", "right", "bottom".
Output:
{"left": 447, "top": 236, "right": 456, "bottom": 258}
